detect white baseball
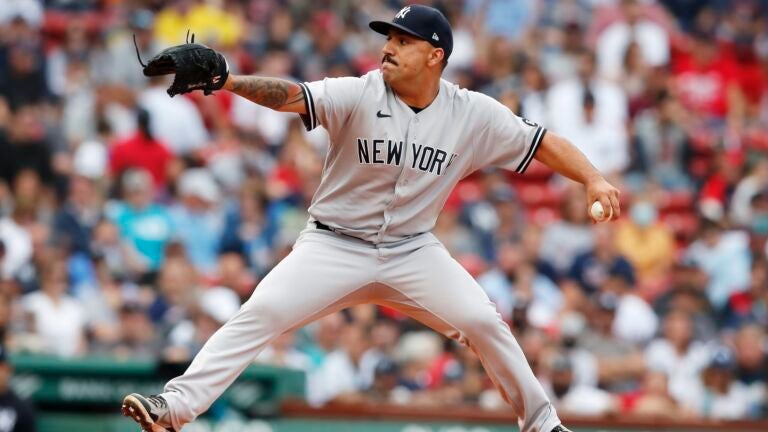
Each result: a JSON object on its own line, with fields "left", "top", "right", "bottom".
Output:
{"left": 591, "top": 201, "right": 607, "bottom": 221}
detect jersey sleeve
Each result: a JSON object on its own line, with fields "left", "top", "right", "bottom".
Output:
{"left": 298, "top": 76, "right": 366, "bottom": 133}
{"left": 471, "top": 94, "right": 547, "bottom": 174}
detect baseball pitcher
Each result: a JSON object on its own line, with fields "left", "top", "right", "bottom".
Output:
{"left": 123, "top": 5, "right": 620, "bottom": 432}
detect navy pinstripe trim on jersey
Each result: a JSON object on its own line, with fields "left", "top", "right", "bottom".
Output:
{"left": 297, "top": 82, "right": 317, "bottom": 131}
{"left": 516, "top": 126, "right": 546, "bottom": 173}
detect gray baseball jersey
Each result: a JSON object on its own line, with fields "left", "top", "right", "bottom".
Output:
{"left": 156, "top": 70, "right": 562, "bottom": 432}
{"left": 298, "top": 69, "right": 546, "bottom": 243}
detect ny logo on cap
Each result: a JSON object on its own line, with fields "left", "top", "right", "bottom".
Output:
{"left": 395, "top": 6, "right": 411, "bottom": 20}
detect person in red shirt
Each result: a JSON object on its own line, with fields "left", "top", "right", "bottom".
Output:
{"left": 672, "top": 29, "right": 741, "bottom": 121}
{"left": 110, "top": 108, "right": 174, "bottom": 189}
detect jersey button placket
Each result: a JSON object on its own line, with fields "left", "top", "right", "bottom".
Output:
{"left": 377, "top": 117, "right": 413, "bottom": 243}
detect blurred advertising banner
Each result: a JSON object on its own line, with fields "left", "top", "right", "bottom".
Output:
{"left": 9, "top": 355, "right": 304, "bottom": 417}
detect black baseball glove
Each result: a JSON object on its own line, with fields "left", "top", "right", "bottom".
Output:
{"left": 135, "top": 33, "right": 229, "bottom": 97}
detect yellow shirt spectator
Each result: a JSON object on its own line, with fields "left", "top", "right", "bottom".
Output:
{"left": 615, "top": 202, "right": 676, "bottom": 298}
{"left": 155, "top": 2, "right": 243, "bottom": 48}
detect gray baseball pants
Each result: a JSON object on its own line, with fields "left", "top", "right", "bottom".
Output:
{"left": 159, "top": 227, "right": 561, "bottom": 432}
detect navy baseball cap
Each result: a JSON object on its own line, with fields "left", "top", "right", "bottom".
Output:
{"left": 369, "top": 5, "right": 453, "bottom": 59}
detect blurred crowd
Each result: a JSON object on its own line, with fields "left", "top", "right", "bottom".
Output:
{"left": 0, "top": 0, "right": 767, "bottom": 423}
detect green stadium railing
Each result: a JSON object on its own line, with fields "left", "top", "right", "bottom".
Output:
{"left": 9, "top": 353, "right": 304, "bottom": 430}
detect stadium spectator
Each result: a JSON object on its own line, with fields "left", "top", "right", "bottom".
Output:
{"left": 255, "top": 331, "right": 313, "bottom": 374}
{"left": 1, "top": 107, "right": 54, "bottom": 187}
{"left": 723, "top": 260, "right": 768, "bottom": 329}
{"left": 169, "top": 168, "right": 225, "bottom": 275}
{"left": 539, "top": 184, "right": 594, "bottom": 274}
{"left": 0, "top": 208, "right": 32, "bottom": 282}
{"left": 106, "top": 169, "right": 173, "bottom": 273}
{"left": 542, "top": 352, "right": 617, "bottom": 417}
{"left": 210, "top": 252, "right": 256, "bottom": 302}
{"left": 569, "top": 223, "right": 635, "bottom": 295}
{"left": 0, "top": 345, "right": 36, "bottom": 432}
{"left": 52, "top": 171, "right": 102, "bottom": 256}
{"left": 577, "top": 293, "right": 645, "bottom": 393}
{"left": 602, "top": 266, "right": 658, "bottom": 345}
{"left": 219, "top": 184, "right": 276, "bottom": 278}
{"left": 478, "top": 240, "right": 562, "bottom": 325}
{"left": 671, "top": 27, "right": 743, "bottom": 125}
{"left": 150, "top": 256, "right": 198, "bottom": 329}
{"left": 539, "top": 20, "right": 587, "bottom": 83}
{"left": 364, "top": 357, "right": 406, "bottom": 404}
{"left": 615, "top": 197, "right": 675, "bottom": 296}
{"left": 299, "top": 312, "right": 344, "bottom": 369}
{"left": 746, "top": 188, "right": 768, "bottom": 239}
{"left": 546, "top": 50, "right": 629, "bottom": 176}
{"left": 681, "top": 346, "right": 753, "bottom": 420}
{"left": 464, "top": 0, "right": 534, "bottom": 42}
{"left": 95, "top": 302, "right": 159, "bottom": 360}
{"left": 154, "top": 0, "right": 244, "bottom": 48}
{"left": 732, "top": 325, "right": 768, "bottom": 418}
{"left": 627, "top": 371, "right": 685, "bottom": 418}
{"left": 107, "top": 9, "right": 162, "bottom": 90}
{"left": 629, "top": 90, "right": 692, "bottom": 191}
{"left": 0, "top": 40, "right": 50, "bottom": 110}
{"left": 595, "top": 0, "right": 670, "bottom": 81}
{"left": 165, "top": 286, "right": 240, "bottom": 362}
{"left": 139, "top": 76, "right": 209, "bottom": 156}
{"left": 684, "top": 217, "right": 751, "bottom": 310}
{"left": 433, "top": 196, "right": 483, "bottom": 258}
{"left": 21, "top": 260, "right": 86, "bottom": 357}
{"left": 109, "top": 109, "right": 174, "bottom": 189}
{"left": 645, "top": 309, "right": 712, "bottom": 406}
{"left": 308, "top": 323, "right": 379, "bottom": 406}
{"left": 89, "top": 219, "right": 133, "bottom": 281}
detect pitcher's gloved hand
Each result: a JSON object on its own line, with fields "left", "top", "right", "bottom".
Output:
{"left": 136, "top": 33, "right": 229, "bottom": 97}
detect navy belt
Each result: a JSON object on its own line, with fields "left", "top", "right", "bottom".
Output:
{"left": 312, "top": 221, "right": 370, "bottom": 244}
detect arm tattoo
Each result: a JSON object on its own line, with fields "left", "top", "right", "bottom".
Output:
{"left": 230, "top": 77, "right": 303, "bottom": 110}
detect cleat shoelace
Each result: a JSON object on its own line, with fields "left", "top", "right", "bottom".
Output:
{"left": 147, "top": 395, "right": 168, "bottom": 411}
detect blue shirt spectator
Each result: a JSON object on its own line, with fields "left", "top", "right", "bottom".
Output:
{"left": 169, "top": 169, "right": 225, "bottom": 275}
{"left": 107, "top": 169, "right": 173, "bottom": 271}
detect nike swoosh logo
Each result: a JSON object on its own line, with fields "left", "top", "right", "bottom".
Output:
{"left": 377, "top": 110, "right": 392, "bottom": 118}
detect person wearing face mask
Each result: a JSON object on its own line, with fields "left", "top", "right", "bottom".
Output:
{"left": 747, "top": 189, "right": 768, "bottom": 238}
{"left": 615, "top": 198, "right": 675, "bottom": 299}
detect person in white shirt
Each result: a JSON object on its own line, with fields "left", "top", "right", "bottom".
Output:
{"left": 22, "top": 260, "right": 86, "bottom": 357}
{"left": 307, "top": 324, "right": 380, "bottom": 406}
{"left": 546, "top": 51, "right": 629, "bottom": 176}
{"left": 645, "top": 309, "right": 712, "bottom": 404}
{"left": 595, "top": 0, "right": 670, "bottom": 81}
{"left": 680, "top": 347, "right": 753, "bottom": 420}
{"left": 600, "top": 264, "right": 658, "bottom": 344}
{"left": 0, "top": 210, "right": 32, "bottom": 281}
{"left": 254, "top": 331, "right": 313, "bottom": 373}
{"left": 139, "top": 78, "right": 209, "bottom": 156}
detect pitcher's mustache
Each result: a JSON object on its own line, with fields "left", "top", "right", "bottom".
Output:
{"left": 382, "top": 55, "right": 398, "bottom": 65}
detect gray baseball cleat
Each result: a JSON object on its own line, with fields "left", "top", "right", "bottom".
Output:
{"left": 551, "top": 425, "right": 573, "bottom": 432}
{"left": 121, "top": 393, "right": 176, "bottom": 432}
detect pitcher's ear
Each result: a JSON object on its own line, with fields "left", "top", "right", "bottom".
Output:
{"left": 429, "top": 48, "right": 445, "bottom": 68}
